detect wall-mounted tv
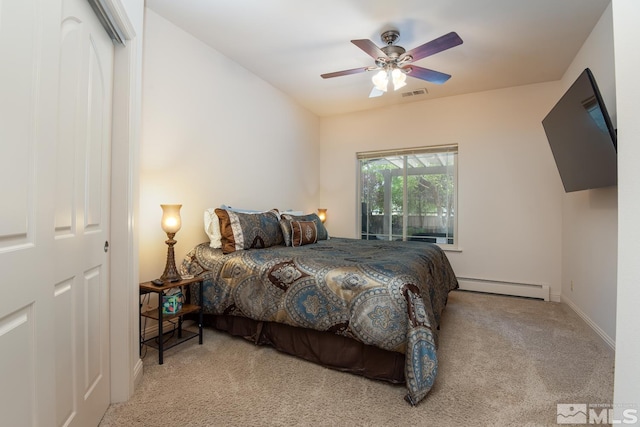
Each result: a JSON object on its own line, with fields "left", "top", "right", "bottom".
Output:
{"left": 542, "top": 68, "right": 617, "bottom": 192}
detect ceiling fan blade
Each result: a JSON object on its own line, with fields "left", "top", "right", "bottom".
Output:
{"left": 403, "top": 65, "right": 451, "bottom": 84}
{"left": 321, "top": 67, "right": 370, "bottom": 79}
{"left": 351, "top": 39, "right": 388, "bottom": 60}
{"left": 403, "top": 32, "right": 463, "bottom": 62}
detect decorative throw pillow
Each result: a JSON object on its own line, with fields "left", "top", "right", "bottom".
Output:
{"left": 280, "top": 213, "right": 329, "bottom": 245}
{"left": 290, "top": 220, "right": 318, "bottom": 247}
{"left": 215, "top": 208, "right": 283, "bottom": 254}
{"left": 279, "top": 218, "right": 293, "bottom": 247}
{"left": 204, "top": 208, "right": 222, "bottom": 249}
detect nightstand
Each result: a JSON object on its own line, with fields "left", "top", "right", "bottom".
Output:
{"left": 139, "top": 276, "right": 204, "bottom": 364}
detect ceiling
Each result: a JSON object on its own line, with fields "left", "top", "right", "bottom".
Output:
{"left": 145, "top": 0, "right": 611, "bottom": 117}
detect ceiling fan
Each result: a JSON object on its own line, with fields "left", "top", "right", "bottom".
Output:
{"left": 321, "top": 30, "right": 463, "bottom": 98}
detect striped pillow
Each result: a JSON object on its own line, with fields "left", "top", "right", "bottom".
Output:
{"left": 290, "top": 220, "right": 318, "bottom": 247}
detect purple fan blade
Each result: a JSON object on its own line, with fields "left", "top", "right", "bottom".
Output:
{"left": 404, "top": 65, "right": 451, "bottom": 84}
{"left": 404, "top": 32, "right": 463, "bottom": 62}
{"left": 321, "top": 67, "right": 369, "bottom": 79}
{"left": 351, "top": 39, "right": 388, "bottom": 60}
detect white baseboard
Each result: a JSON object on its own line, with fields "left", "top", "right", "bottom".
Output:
{"left": 133, "top": 357, "right": 143, "bottom": 390}
{"left": 457, "top": 277, "right": 550, "bottom": 301}
{"left": 561, "top": 295, "right": 615, "bottom": 351}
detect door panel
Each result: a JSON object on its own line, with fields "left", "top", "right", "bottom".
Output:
{"left": 54, "top": 279, "right": 75, "bottom": 427}
{"left": 0, "top": 0, "right": 38, "bottom": 250}
{"left": 56, "top": 17, "right": 82, "bottom": 237}
{"left": 84, "top": 266, "right": 103, "bottom": 393}
{"left": 0, "top": 305, "right": 36, "bottom": 426}
{"left": 85, "top": 36, "right": 108, "bottom": 230}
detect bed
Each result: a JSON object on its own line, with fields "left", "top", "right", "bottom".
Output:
{"left": 179, "top": 208, "right": 458, "bottom": 405}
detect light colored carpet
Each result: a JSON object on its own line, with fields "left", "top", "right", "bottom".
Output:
{"left": 100, "top": 291, "right": 614, "bottom": 426}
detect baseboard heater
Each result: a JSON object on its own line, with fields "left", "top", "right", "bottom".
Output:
{"left": 457, "top": 277, "right": 550, "bottom": 301}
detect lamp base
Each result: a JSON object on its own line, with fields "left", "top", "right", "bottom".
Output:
{"left": 160, "top": 234, "right": 182, "bottom": 282}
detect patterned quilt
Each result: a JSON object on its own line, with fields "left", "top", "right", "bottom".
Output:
{"left": 180, "top": 237, "right": 458, "bottom": 405}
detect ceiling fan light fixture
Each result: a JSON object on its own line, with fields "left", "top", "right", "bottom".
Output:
{"left": 322, "top": 30, "right": 463, "bottom": 99}
{"left": 372, "top": 69, "right": 389, "bottom": 92}
{"left": 392, "top": 68, "right": 407, "bottom": 91}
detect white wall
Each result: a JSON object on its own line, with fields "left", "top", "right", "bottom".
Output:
{"left": 140, "top": 9, "right": 320, "bottom": 281}
{"left": 319, "top": 83, "right": 564, "bottom": 299}
{"left": 613, "top": 0, "right": 640, "bottom": 413}
{"left": 559, "top": 4, "right": 617, "bottom": 347}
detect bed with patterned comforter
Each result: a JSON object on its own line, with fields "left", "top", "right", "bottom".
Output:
{"left": 180, "top": 237, "right": 458, "bottom": 405}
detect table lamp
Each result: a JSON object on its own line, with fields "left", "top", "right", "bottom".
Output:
{"left": 160, "top": 204, "right": 182, "bottom": 282}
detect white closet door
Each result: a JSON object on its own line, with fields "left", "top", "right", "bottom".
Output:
{"left": 0, "top": 0, "right": 114, "bottom": 425}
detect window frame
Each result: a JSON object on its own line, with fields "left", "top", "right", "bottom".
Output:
{"left": 356, "top": 144, "right": 459, "bottom": 249}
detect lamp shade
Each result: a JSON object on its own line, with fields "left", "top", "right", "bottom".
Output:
{"left": 161, "top": 204, "right": 182, "bottom": 234}
{"left": 317, "top": 208, "right": 327, "bottom": 223}
{"left": 372, "top": 70, "right": 388, "bottom": 92}
{"left": 392, "top": 68, "right": 407, "bottom": 90}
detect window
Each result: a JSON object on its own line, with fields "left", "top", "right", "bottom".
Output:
{"left": 358, "top": 145, "right": 457, "bottom": 246}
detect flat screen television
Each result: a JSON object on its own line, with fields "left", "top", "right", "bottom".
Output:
{"left": 542, "top": 68, "right": 617, "bottom": 192}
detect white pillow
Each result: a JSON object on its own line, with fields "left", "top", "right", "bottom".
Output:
{"left": 219, "top": 204, "right": 263, "bottom": 213}
{"left": 204, "top": 208, "right": 222, "bottom": 248}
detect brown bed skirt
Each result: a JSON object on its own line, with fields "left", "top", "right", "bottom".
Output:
{"left": 204, "top": 314, "right": 406, "bottom": 384}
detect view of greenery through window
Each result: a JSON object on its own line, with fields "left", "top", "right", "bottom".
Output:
{"left": 358, "top": 146, "right": 457, "bottom": 245}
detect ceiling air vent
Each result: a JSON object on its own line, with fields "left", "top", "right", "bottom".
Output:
{"left": 401, "top": 88, "right": 428, "bottom": 98}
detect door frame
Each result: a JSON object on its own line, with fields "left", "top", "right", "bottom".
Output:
{"left": 105, "top": 0, "right": 143, "bottom": 403}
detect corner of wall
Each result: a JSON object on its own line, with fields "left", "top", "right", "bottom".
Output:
{"left": 561, "top": 294, "right": 615, "bottom": 350}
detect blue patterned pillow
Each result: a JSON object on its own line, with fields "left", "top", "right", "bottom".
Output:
{"left": 280, "top": 213, "right": 328, "bottom": 246}
{"left": 215, "top": 208, "right": 283, "bottom": 254}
